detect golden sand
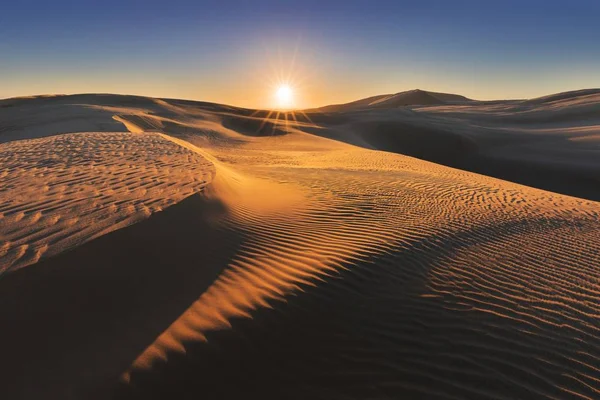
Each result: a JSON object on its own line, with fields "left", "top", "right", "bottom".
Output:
{"left": 0, "top": 92, "right": 599, "bottom": 399}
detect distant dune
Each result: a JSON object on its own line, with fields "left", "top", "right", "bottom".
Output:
{"left": 1, "top": 90, "right": 599, "bottom": 399}
{"left": 308, "top": 89, "right": 473, "bottom": 112}
{"left": 525, "top": 88, "right": 600, "bottom": 104}
{"left": 305, "top": 88, "right": 600, "bottom": 201}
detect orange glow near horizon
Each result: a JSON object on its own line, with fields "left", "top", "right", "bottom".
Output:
{"left": 252, "top": 48, "right": 319, "bottom": 133}
{"left": 243, "top": 40, "right": 319, "bottom": 135}
{"left": 253, "top": 38, "right": 317, "bottom": 110}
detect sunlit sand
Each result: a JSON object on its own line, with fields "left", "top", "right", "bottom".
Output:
{"left": 0, "top": 90, "right": 599, "bottom": 399}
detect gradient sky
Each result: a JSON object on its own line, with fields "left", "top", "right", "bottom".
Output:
{"left": 2, "top": 0, "right": 599, "bottom": 108}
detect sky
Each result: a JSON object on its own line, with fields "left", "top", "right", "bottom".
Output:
{"left": 1, "top": 0, "right": 599, "bottom": 108}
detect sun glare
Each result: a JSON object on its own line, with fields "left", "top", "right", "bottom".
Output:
{"left": 249, "top": 43, "right": 316, "bottom": 135}
{"left": 275, "top": 84, "right": 294, "bottom": 109}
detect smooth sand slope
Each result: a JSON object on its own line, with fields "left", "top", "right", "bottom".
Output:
{"left": 0, "top": 92, "right": 599, "bottom": 399}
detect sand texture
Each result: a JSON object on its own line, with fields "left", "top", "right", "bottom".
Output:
{"left": 0, "top": 132, "right": 214, "bottom": 273}
{"left": 0, "top": 91, "right": 599, "bottom": 399}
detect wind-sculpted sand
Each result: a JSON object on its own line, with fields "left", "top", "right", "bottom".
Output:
{"left": 0, "top": 131, "right": 214, "bottom": 273}
{"left": 307, "top": 88, "right": 600, "bottom": 201}
{"left": 0, "top": 92, "right": 599, "bottom": 399}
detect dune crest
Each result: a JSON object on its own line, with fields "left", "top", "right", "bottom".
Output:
{"left": 309, "top": 89, "right": 473, "bottom": 112}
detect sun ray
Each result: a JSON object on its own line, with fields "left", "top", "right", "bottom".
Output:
{"left": 284, "top": 111, "right": 290, "bottom": 133}
{"left": 276, "top": 45, "right": 285, "bottom": 85}
{"left": 256, "top": 39, "right": 312, "bottom": 111}
{"left": 289, "top": 111, "right": 299, "bottom": 127}
{"left": 286, "top": 37, "right": 301, "bottom": 83}
{"left": 271, "top": 111, "right": 281, "bottom": 136}
{"left": 257, "top": 109, "right": 276, "bottom": 134}
{"left": 297, "top": 110, "right": 315, "bottom": 125}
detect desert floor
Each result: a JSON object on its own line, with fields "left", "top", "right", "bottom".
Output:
{"left": 1, "top": 90, "right": 599, "bottom": 399}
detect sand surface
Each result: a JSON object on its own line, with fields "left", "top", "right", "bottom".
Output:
{"left": 306, "top": 88, "right": 600, "bottom": 201}
{"left": 0, "top": 92, "right": 599, "bottom": 399}
{"left": 0, "top": 131, "right": 213, "bottom": 273}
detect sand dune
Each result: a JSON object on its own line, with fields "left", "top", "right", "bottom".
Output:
{"left": 305, "top": 89, "right": 600, "bottom": 201}
{"left": 525, "top": 88, "right": 600, "bottom": 104}
{"left": 0, "top": 131, "right": 214, "bottom": 273}
{"left": 0, "top": 91, "right": 599, "bottom": 399}
{"left": 310, "top": 89, "right": 473, "bottom": 112}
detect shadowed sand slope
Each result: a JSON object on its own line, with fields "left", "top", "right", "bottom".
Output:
{"left": 0, "top": 93, "right": 600, "bottom": 399}
{"left": 0, "top": 192, "right": 238, "bottom": 399}
{"left": 305, "top": 89, "right": 600, "bottom": 201}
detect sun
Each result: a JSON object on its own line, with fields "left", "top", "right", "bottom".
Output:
{"left": 275, "top": 84, "right": 294, "bottom": 109}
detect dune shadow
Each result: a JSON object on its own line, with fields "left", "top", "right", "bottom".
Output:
{"left": 300, "top": 114, "right": 600, "bottom": 202}
{"left": 220, "top": 113, "right": 291, "bottom": 137}
{"left": 0, "top": 193, "right": 243, "bottom": 400}
{"left": 115, "top": 216, "right": 598, "bottom": 399}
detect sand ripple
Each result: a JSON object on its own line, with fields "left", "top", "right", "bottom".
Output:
{"left": 120, "top": 134, "right": 600, "bottom": 399}
{"left": 0, "top": 132, "right": 214, "bottom": 273}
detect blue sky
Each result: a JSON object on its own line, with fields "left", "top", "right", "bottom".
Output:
{"left": 1, "top": 0, "right": 599, "bottom": 107}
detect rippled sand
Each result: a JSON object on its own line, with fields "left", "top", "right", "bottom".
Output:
{"left": 0, "top": 132, "right": 213, "bottom": 273}
{"left": 0, "top": 92, "right": 599, "bottom": 399}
